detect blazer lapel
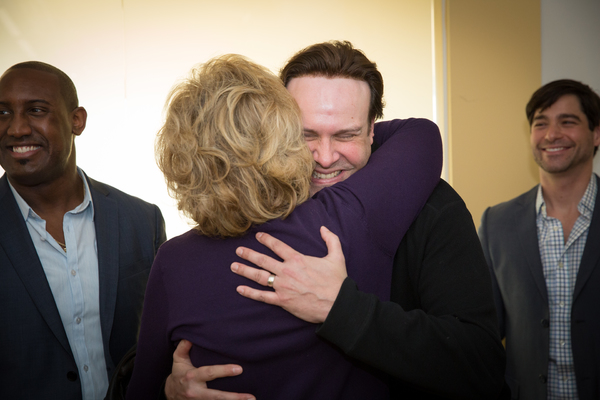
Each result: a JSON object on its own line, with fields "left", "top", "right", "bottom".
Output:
{"left": 86, "top": 175, "right": 119, "bottom": 351}
{"left": 0, "top": 175, "right": 73, "bottom": 355}
{"left": 574, "top": 174, "right": 600, "bottom": 301}
{"left": 514, "top": 187, "right": 548, "bottom": 303}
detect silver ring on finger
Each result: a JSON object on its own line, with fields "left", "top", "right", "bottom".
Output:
{"left": 267, "top": 274, "right": 276, "bottom": 288}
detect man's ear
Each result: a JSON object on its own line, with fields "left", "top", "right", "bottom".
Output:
{"left": 368, "top": 119, "right": 375, "bottom": 145}
{"left": 593, "top": 125, "right": 600, "bottom": 147}
{"left": 71, "top": 107, "right": 87, "bottom": 137}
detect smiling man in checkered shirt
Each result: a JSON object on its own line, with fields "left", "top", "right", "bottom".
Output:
{"left": 479, "top": 79, "right": 600, "bottom": 400}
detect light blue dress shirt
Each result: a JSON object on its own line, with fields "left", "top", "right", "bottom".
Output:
{"left": 9, "top": 168, "right": 108, "bottom": 400}
{"left": 536, "top": 174, "right": 597, "bottom": 400}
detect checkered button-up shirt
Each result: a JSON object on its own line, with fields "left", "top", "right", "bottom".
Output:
{"left": 536, "top": 174, "right": 597, "bottom": 400}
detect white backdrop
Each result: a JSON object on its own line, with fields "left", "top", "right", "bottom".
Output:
{"left": 0, "top": 0, "right": 437, "bottom": 238}
{"left": 541, "top": 0, "right": 600, "bottom": 175}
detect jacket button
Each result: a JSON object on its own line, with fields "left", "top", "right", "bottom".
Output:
{"left": 539, "top": 374, "right": 547, "bottom": 383}
{"left": 67, "top": 371, "right": 78, "bottom": 382}
{"left": 541, "top": 319, "right": 549, "bottom": 328}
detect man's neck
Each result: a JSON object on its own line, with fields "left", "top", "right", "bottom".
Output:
{"left": 10, "top": 167, "right": 85, "bottom": 218}
{"left": 540, "top": 164, "right": 594, "bottom": 241}
{"left": 540, "top": 165, "right": 592, "bottom": 211}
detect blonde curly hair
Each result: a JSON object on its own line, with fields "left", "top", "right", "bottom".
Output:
{"left": 156, "top": 54, "right": 314, "bottom": 237}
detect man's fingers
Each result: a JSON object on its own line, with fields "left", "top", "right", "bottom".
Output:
{"left": 320, "top": 226, "right": 345, "bottom": 262}
{"left": 236, "top": 285, "right": 282, "bottom": 305}
{"left": 235, "top": 246, "right": 281, "bottom": 274}
{"left": 255, "top": 232, "right": 298, "bottom": 259}
{"left": 165, "top": 362, "right": 252, "bottom": 400}
{"left": 186, "top": 386, "right": 255, "bottom": 400}
{"left": 172, "top": 339, "right": 193, "bottom": 363}
{"left": 231, "top": 262, "right": 275, "bottom": 287}
{"left": 196, "top": 364, "right": 244, "bottom": 382}
{"left": 189, "top": 387, "right": 255, "bottom": 400}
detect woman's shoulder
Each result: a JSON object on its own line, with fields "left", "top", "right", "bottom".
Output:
{"left": 156, "top": 229, "right": 211, "bottom": 258}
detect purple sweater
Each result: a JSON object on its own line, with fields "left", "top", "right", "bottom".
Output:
{"left": 127, "top": 118, "right": 442, "bottom": 399}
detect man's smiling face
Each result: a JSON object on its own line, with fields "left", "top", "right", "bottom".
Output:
{"left": 0, "top": 68, "right": 81, "bottom": 187}
{"left": 530, "top": 94, "right": 600, "bottom": 176}
{"left": 287, "top": 75, "right": 374, "bottom": 196}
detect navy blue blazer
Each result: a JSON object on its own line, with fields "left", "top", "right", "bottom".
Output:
{"left": 0, "top": 172, "right": 166, "bottom": 399}
{"left": 479, "top": 175, "right": 600, "bottom": 400}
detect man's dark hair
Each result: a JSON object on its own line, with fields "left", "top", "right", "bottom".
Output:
{"left": 5, "top": 61, "right": 79, "bottom": 111}
{"left": 280, "top": 40, "right": 384, "bottom": 122}
{"left": 526, "top": 79, "right": 600, "bottom": 131}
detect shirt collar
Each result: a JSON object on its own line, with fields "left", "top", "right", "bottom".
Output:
{"left": 536, "top": 173, "right": 597, "bottom": 219}
{"left": 8, "top": 167, "right": 95, "bottom": 222}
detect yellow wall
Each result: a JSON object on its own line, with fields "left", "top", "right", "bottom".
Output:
{"left": 446, "top": 0, "right": 541, "bottom": 227}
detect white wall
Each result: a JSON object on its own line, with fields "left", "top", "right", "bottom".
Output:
{"left": 0, "top": 0, "right": 437, "bottom": 238}
{"left": 541, "top": 0, "right": 600, "bottom": 174}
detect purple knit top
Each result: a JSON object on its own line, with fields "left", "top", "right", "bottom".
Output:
{"left": 127, "top": 118, "right": 442, "bottom": 400}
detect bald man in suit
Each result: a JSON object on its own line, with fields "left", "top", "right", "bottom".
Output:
{"left": 0, "top": 61, "right": 165, "bottom": 399}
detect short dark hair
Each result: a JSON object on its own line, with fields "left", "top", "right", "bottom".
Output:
{"left": 526, "top": 79, "right": 600, "bottom": 131}
{"left": 280, "top": 41, "right": 384, "bottom": 122}
{"left": 5, "top": 61, "right": 79, "bottom": 111}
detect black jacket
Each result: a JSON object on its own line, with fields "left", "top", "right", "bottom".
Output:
{"left": 318, "top": 180, "right": 508, "bottom": 399}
